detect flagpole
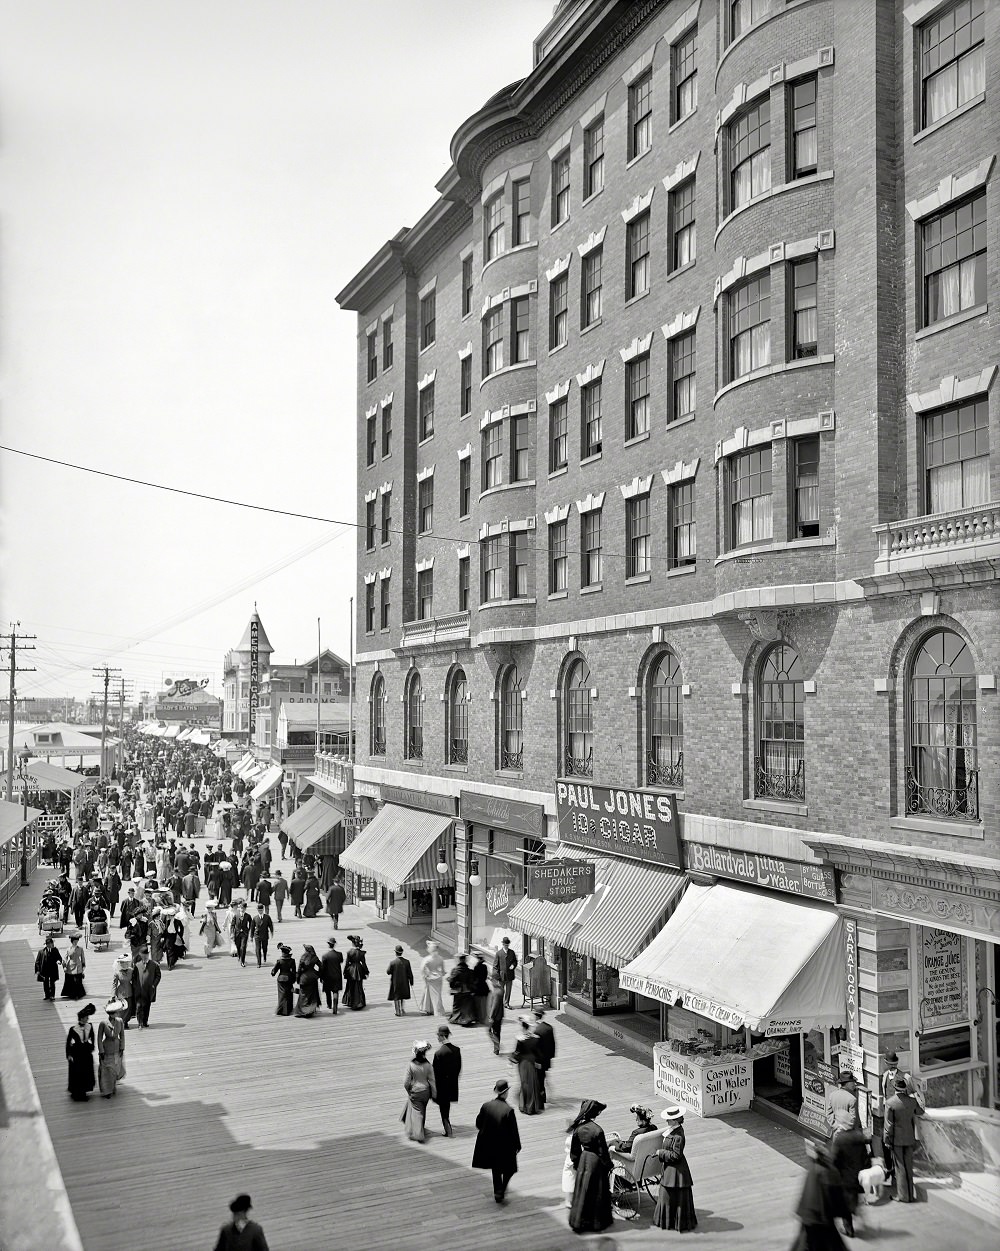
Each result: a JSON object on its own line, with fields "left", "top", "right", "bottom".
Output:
{"left": 348, "top": 597, "right": 354, "bottom": 763}
{"left": 316, "top": 617, "right": 321, "bottom": 761}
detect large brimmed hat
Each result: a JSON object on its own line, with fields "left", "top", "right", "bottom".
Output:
{"left": 229, "top": 1194, "right": 252, "bottom": 1214}
{"left": 105, "top": 999, "right": 128, "bottom": 1014}
{"left": 412, "top": 1039, "right": 432, "bottom": 1057}
{"left": 219, "top": 860, "right": 232, "bottom": 870}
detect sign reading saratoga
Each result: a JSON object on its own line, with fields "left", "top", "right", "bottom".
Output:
{"left": 555, "top": 780, "right": 681, "bottom": 868}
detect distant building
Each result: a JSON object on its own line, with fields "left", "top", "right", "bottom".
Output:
{"left": 152, "top": 685, "right": 222, "bottom": 728}
{"left": 222, "top": 609, "right": 274, "bottom": 737}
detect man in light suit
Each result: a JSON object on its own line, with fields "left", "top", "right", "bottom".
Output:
{"left": 884, "top": 1077, "right": 924, "bottom": 1202}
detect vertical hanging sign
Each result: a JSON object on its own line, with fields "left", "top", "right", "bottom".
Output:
{"left": 248, "top": 620, "right": 259, "bottom": 736}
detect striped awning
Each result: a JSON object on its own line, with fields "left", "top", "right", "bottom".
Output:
{"left": 507, "top": 845, "right": 687, "bottom": 969}
{"left": 250, "top": 764, "right": 284, "bottom": 802}
{"left": 339, "top": 803, "right": 453, "bottom": 892}
{"left": 281, "top": 794, "right": 346, "bottom": 856}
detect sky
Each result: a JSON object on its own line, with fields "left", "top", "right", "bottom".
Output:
{"left": 0, "top": 0, "right": 555, "bottom": 704}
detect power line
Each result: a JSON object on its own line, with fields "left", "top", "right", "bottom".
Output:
{"left": 2, "top": 625, "right": 37, "bottom": 803}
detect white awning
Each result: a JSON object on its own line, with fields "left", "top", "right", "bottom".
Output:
{"left": 250, "top": 765, "right": 284, "bottom": 801}
{"left": 618, "top": 881, "right": 845, "bottom": 1035}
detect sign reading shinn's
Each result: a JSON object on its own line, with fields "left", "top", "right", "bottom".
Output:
{"left": 555, "top": 780, "right": 681, "bottom": 868}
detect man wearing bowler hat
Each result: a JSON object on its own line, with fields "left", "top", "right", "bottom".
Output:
{"left": 212, "top": 1193, "right": 269, "bottom": 1251}
{"left": 826, "top": 1069, "right": 861, "bottom": 1135}
{"left": 472, "top": 1078, "right": 522, "bottom": 1204}
{"left": 884, "top": 1078, "right": 925, "bottom": 1203}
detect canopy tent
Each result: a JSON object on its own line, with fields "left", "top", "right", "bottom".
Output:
{"left": 0, "top": 798, "right": 43, "bottom": 846}
{"left": 618, "top": 881, "right": 846, "bottom": 1035}
{"left": 280, "top": 794, "right": 347, "bottom": 857}
{"left": 507, "top": 845, "right": 687, "bottom": 969}
{"left": 339, "top": 803, "right": 453, "bottom": 891}
{"left": 250, "top": 765, "right": 284, "bottom": 802}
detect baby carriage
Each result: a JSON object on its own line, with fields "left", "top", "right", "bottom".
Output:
{"left": 37, "top": 883, "right": 64, "bottom": 934}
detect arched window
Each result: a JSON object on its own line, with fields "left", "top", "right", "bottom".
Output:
{"left": 908, "top": 629, "right": 978, "bottom": 820}
{"left": 449, "top": 668, "right": 469, "bottom": 764}
{"left": 563, "top": 658, "right": 593, "bottom": 777}
{"left": 405, "top": 670, "right": 423, "bottom": 760}
{"left": 647, "top": 651, "right": 683, "bottom": 787}
{"left": 370, "top": 673, "right": 386, "bottom": 757}
{"left": 500, "top": 666, "right": 523, "bottom": 771}
{"left": 755, "top": 643, "right": 804, "bottom": 800}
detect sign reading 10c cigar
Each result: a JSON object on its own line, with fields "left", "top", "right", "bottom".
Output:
{"left": 527, "top": 860, "right": 595, "bottom": 901}
{"left": 555, "top": 780, "right": 681, "bottom": 869}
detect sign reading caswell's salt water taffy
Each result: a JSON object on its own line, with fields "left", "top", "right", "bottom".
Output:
{"left": 527, "top": 859, "right": 595, "bottom": 901}
{"left": 555, "top": 780, "right": 681, "bottom": 868}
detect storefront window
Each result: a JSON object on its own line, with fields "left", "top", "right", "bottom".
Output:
{"left": 919, "top": 1025, "right": 972, "bottom": 1070}
{"left": 595, "top": 961, "right": 630, "bottom": 1011}
{"left": 470, "top": 858, "right": 523, "bottom": 950}
{"left": 565, "top": 954, "right": 630, "bottom": 1014}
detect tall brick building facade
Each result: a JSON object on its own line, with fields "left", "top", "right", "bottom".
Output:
{"left": 338, "top": 0, "right": 999, "bottom": 1128}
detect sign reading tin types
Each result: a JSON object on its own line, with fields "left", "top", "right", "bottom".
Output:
{"left": 684, "top": 841, "right": 836, "bottom": 901}
{"left": 555, "top": 780, "right": 681, "bottom": 868}
{"left": 527, "top": 859, "right": 595, "bottom": 902}
{"left": 460, "top": 789, "right": 545, "bottom": 837}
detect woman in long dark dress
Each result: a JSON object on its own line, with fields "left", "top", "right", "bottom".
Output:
{"left": 568, "top": 1098, "right": 614, "bottom": 1234}
{"left": 652, "top": 1106, "right": 698, "bottom": 1232}
{"left": 447, "top": 954, "right": 477, "bottom": 1026}
{"left": 294, "top": 945, "right": 322, "bottom": 1017}
{"left": 790, "top": 1140, "right": 849, "bottom": 1251}
{"left": 60, "top": 934, "right": 87, "bottom": 999}
{"left": 471, "top": 954, "right": 490, "bottom": 1023}
{"left": 303, "top": 873, "right": 322, "bottom": 918}
{"left": 66, "top": 1003, "right": 97, "bottom": 1101}
{"left": 343, "top": 935, "right": 369, "bottom": 1010}
{"left": 512, "top": 1018, "right": 544, "bottom": 1114}
{"left": 271, "top": 944, "right": 296, "bottom": 1015}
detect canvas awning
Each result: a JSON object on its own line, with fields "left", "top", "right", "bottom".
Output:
{"left": 0, "top": 799, "right": 43, "bottom": 846}
{"left": 618, "top": 881, "right": 845, "bottom": 1035}
{"left": 250, "top": 765, "right": 284, "bottom": 802}
{"left": 507, "top": 845, "right": 687, "bottom": 968}
{"left": 339, "top": 803, "right": 453, "bottom": 892}
{"left": 190, "top": 730, "right": 212, "bottom": 746}
{"left": 24, "top": 761, "right": 87, "bottom": 793}
{"left": 162, "top": 725, "right": 180, "bottom": 739}
{"left": 281, "top": 794, "right": 347, "bottom": 856}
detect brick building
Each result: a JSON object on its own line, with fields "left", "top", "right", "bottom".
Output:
{"left": 337, "top": 0, "right": 999, "bottom": 1131}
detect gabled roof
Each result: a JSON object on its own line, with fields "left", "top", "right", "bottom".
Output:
{"left": 236, "top": 610, "right": 274, "bottom": 653}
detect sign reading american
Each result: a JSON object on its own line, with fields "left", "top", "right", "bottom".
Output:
{"left": 555, "top": 780, "right": 681, "bottom": 869}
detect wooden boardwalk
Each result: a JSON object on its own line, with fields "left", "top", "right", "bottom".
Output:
{"left": 0, "top": 854, "right": 993, "bottom": 1251}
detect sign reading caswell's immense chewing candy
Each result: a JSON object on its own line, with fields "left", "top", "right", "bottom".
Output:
{"left": 555, "top": 780, "right": 681, "bottom": 868}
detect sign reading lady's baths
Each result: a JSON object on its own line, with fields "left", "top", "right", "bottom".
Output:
{"left": 555, "top": 780, "right": 681, "bottom": 868}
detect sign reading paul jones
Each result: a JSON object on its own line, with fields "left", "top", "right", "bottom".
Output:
{"left": 527, "top": 859, "right": 595, "bottom": 901}
{"left": 555, "top": 780, "right": 681, "bottom": 869}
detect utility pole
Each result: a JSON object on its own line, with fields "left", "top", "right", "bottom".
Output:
{"left": 115, "top": 679, "right": 133, "bottom": 776}
{"left": 92, "top": 666, "right": 121, "bottom": 791}
{"left": 2, "top": 624, "right": 37, "bottom": 801}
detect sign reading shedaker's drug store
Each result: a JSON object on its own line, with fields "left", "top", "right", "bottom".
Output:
{"left": 555, "top": 780, "right": 681, "bottom": 869}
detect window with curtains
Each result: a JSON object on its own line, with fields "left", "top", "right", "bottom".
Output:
{"left": 789, "top": 77, "right": 818, "bottom": 178}
{"left": 482, "top": 422, "right": 503, "bottom": 490}
{"left": 383, "top": 317, "right": 393, "bottom": 370}
{"left": 484, "top": 192, "right": 505, "bottom": 262}
{"left": 670, "top": 331, "right": 696, "bottom": 423}
{"left": 370, "top": 674, "right": 386, "bottom": 755}
{"left": 500, "top": 666, "right": 523, "bottom": 770}
{"left": 366, "top": 330, "right": 378, "bottom": 383}
{"left": 552, "top": 150, "right": 571, "bottom": 225}
{"left": 550, "top": 397, "right": 568, "bottom": 472}
{"left": 672, "top": 26, "right": 697, "bottom": 122}
{"left": 381, "top": 490, "right": 391, "bottom": 544}
{"left": 381, "top": 403, "right": 392, "bottom": 456}
{"left": 730, "top": 447, "right": 772, "bottom": 547}
{"left": 791, "top": 259, "right": 818, "bottom": 358}
{"left": 460, "top": 356, "right": 472, "bottom": 416}
{"left": 420, "top": 291, "right": 436, "bottom": 349}
{"left": 583, "top": 117, "right": 605, "bottom": 198}
{"left": 513, "top": 179, "right": 531, "bottom": 246}
{"left": 626, "top": 212, "right": 650, "bottom": 299}
{"left": 729, "top": 274, "right": 770, "bottom": 380}
{"left": 512, "top": 296, "right": 531, "bottom": 363}
{"left": 647, "top": 651, "right": 684, "bottom": 787}
{"left": 581, "top": 509, "right": 602, "bottom": 587}
{"left": 364, "top": 582, "right": 375, "bottom": 634}
{"left": 628, "top": 71, "right": 652, "bottom": 160}
{"left": 668, "top": 481, "right": 696, "bottom": 568}
{"left": 563, "top": 659, "right": 593, "bottom": 776}
{"left": 924, "top": 398, "right": 990, "bottom": 514}
{"left": 379, "top": 576, "right": 390, "bottom": 630}
{"left": 483, "top": 306, "right": 504, "bottom": 376}
{"left": 448, "top": 668, "right": 468, "bottom": 764}
{"left": 549, "top": 520, "right": 568, "bottom": 593}
{"left": 459, "top": 458, "right": 470, "bottom": 517}
{"left": 405, "top": 671, "right": 423, "bottom": 760}
{"left": 417, "top": 569, "right": 433, "bottom": 621}
{"left": 458, "top": 555, "right": 469, "bottom": 611}
{"left": 922, "top": 194, "right": 986, "bottom": 326}
{"left": 582, "top": 380, "right": 602, "bottom": 457}
{"left": 625, "top": 492, "right": 651, "bottom": 578}
{"left": 581, "top": 248, "right": 603, "bottom": 327}
{"left": 462, "top": 255, "right": 474, "bottom": 317}
{"left": 418, "top": 476, "right": 433, "bottom": 533}
{"left": 729, "top": 98, "right": 770, "bottom": 212}
{"left": 419, "top": 383, "right": 435, "bottom": 441}
{"left": 365, "top": 499, "right": 376, "bottom": 551}
{"left": 511, "top": 416, "right": 530, "bottom": 482}
{"left": 669, "top": 180, "right": 696, "bottom": 271}
{"left": 908, "top": 629, "right": 979, "bottom": 820}
{"left": 482, "top": 536, "right": 504, "bottom": 602}
{"left": 626, "top": 353, "right": 651, "bottom": 440}
{"left": 919, "top": 0, "right": 985, "bottom": 129}
{"left": 793, "top": 436, "right": 820, "bottom": 538}
{"left": 755, "top": 643, "right": 805, "bottom": 801}
{"left": 509, "top": 530, "right": 529, "bottom": 598}
{"left": 550, "top": 273, "right": 569, "bottom": 349}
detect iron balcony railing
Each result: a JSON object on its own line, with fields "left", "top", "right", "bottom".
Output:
{"left": 647, "top": 750, "right": 683, "bottom": 788}
{"left": 905, "top": 765, "right": 979, "bottom": 822}
{"left": 500, "top": 746, "right": 524, "bottom": 771}
{"left": 564, "top": 749, "right": 594, "bottom": 778}
{"left": 754, "top": 756, "right": 805, "bottom": 802}
{"left": 406, "top": 732, "right": 423, "bottom": 761}
{"left": 449, "top": 740, "right": 469, "bottom": 765}
{"left": 371, "top": 731, "right": 386, "bottom": 757}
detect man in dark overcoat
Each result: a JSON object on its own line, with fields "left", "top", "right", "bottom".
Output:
{"left": 133, "top": 949, "right": 162, "bottom": 1028}
{"left": 486, "top": 977, "right": 505, "bottom": 1055}
{"left": 232, "top": 903, "right": 252, "bottom": 967}
{"left": 432, "top": 1025, "right": 462, "bottom": 1136}
{"left": 35, "top": 936, "right": 63, "bottom": 999}
{"left": 387, "top": 945, "right": 414, "bottom": 1015}
{"left": 289, "top": 872, "right": 306, "bottom": 918}
{"left": 325, "top": 879, "right": 346, "bottom": 930}
{"left": 532, "top": 1008, "right": 556, "bottom": 1104}
{"left": 491, "top": 937, "right": 518, "bottom": 1009}
{"left": 884, "top": 1078, "right": 925, "bottom": 1202}
{"left": 472, "top": 1078, "right": 521, "bottom": 1203}
{"left": 319, "top": 937, "right": 343, "bottom": 1012}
